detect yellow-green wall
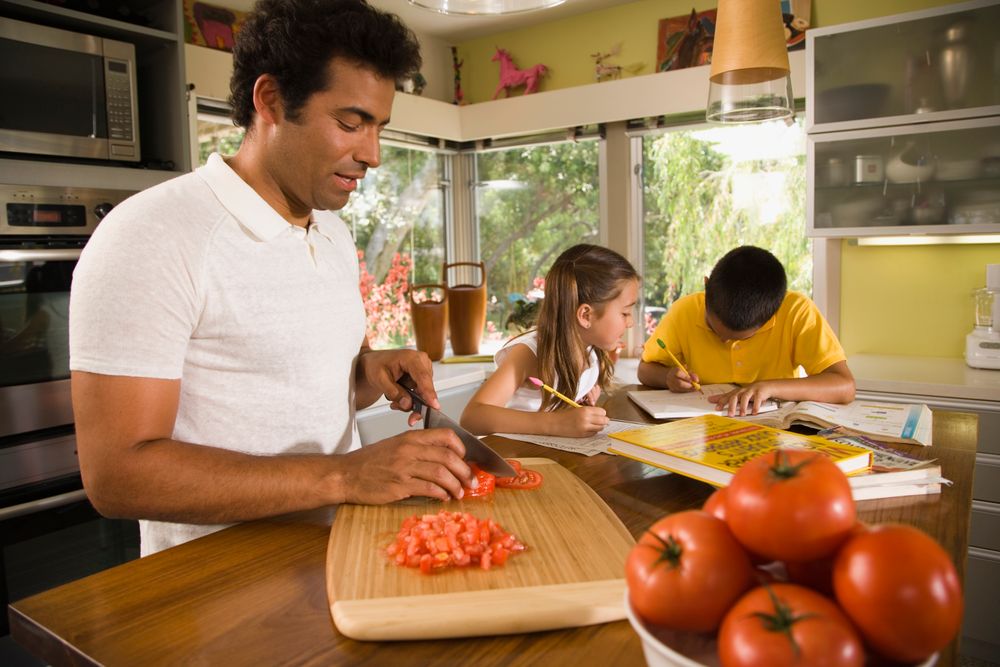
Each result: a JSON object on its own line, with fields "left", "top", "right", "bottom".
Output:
{"left": 454, "top": 0, "right": 997, "bottom": 360}
{"left": 840, "top": 243, "right": 999, "bottom": 357}
{"left": 454, "top": 0, "right": 962, "bottom": 105}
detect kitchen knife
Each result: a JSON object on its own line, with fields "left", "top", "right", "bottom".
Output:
{"left": 398, "top": 383, "right": 518, "bottom": 477}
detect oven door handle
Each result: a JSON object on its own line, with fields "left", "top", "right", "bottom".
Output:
{"left": 0, "top": 489, "right": 89, "bottom": 520}
{"left": 0, "top": 248, "right": 83, "bottom": 262}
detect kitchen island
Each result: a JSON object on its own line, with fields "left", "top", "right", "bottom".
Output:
{"left": 8, "top": 389, "right": 976, "bottom": 666}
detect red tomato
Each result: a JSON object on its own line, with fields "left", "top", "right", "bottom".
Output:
{"left": 725, "top": 449, "right": 856, "bottom": 562}
{"left": 702, "top": 487, "right": 728, "bottom": 521}
{"left": 785, "top": 523, "right": 869, "bottom": 597}
{"left": 495, "top": 469, "right": 543, "bottom": 489}
{"left": 385, "top": 510, "right": 526, "bottom": 574}
{"left": 718, "top": 583, "right": 864, "bottom": 667}
{"left": 464, "top": 464, "right": 496, "bottom": 498}
{"left": 625, "top": 510, "right": 754, "bottom": 632}
{"left": 832, "top": 523, "right": 963, "bottom": 663}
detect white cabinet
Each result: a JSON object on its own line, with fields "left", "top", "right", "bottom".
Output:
{"left": 806, "top": 0, "right": 1000, "bottom": 237}
{"left": 0, "top": 0, "right": 190, "bottom": 188}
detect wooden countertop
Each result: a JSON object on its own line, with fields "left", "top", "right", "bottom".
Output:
{"left": 8, "top": 389, "right": 977, "bottom": 667}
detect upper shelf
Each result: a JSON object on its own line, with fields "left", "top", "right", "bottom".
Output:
{"left": 0, "top": 0, "right": 180, "bottom": 44}
{"left": 186, "top": 43, "right": 806, "bottom": 145}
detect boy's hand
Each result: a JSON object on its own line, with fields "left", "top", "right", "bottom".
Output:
{"left": 666, "top": 365, "right": 701, "bottom": 393}
{"left": 711, "top": 382, "right": 777, "bottom": 416}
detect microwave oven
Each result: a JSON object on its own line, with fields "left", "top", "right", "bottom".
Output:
{"left": 0, "top": 17, "right": 140, "bottom": 163}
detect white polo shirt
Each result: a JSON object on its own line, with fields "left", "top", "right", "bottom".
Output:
{"left": 70, "top": 153, "right": 367, "bottom": 555}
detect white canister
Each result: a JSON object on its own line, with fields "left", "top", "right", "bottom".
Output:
{"left": 855, "top": 155, "right": 884, "bottom": 183}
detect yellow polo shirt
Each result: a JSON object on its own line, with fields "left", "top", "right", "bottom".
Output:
{"left": 641, "top": 292, "right": 846, "bottom": 385}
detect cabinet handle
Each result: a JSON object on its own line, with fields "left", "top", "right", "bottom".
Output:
{"left": 0, "top": 248, "right": 83, "bottom": 262}
{"left": 0, "top": 489, "right": 89, "bottom": 520}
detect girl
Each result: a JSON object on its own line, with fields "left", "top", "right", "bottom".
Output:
{"left": 460, "top": 244, "right": 639, "bottom": 437}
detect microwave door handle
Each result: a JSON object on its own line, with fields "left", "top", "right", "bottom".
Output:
{"left": 0, "top": 489, "right": 89, "bottom": 520}
{"left": 0, "top": 248, "right": 83, "bottom": 262}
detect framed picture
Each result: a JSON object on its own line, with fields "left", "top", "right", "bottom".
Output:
{"left": 183, "top": 0, "right": 247, "bottom": 52}
{"left": 782, "top": 0, "right": 811, "bottom": 50}
{"left": 656, "top": 8, "right": 716, "bottom": 73}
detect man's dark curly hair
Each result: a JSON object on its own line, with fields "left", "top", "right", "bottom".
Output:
{"left": 705, "top": 245, "right": 787, "bottom": 332}
{"left": 229, "top": 0, "right": 421, "bottom": 130}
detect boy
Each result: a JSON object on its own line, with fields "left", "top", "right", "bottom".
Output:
{"left": 638, "top": 245, "right": 855, "bottom": 416}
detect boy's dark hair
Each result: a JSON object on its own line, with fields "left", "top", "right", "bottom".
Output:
{"left": 229, "top": 0, "right": 422, "bottom": 130}
{"left": 705, "top": 246, "right": 787, "bottom": 332}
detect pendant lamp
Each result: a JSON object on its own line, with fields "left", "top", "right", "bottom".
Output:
{"left": 707, "top": 0, "right": 794, "bottom": 123}
{"left": 407, "top": 0, "right": 565, "bottom": 15}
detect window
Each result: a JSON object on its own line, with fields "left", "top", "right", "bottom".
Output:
{"left": 193, "top": 99, "right": 244, "bottom": 165}
{"left": 474, "top": 137, "right": 601, "bottom": 340}
{"left": 340, "top": 144, "right": 448, "bottom": 349}
{"left": 190, "top": 100, "right": 448, "bottom": 350}
{"left": 639, "top": 119, "right": 810, "bottom": 335}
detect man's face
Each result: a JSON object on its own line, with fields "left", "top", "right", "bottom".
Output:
{"left": 268, "top": 57, "right": 395, "bottom": 215}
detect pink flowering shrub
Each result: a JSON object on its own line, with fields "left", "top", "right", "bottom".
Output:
{"left": 358, "top": 251, "right": 414, "bottom": 349}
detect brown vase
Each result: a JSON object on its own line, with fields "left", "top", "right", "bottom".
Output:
{"left": 443, "top": 262, "right": 487, "bottom": 356}
{"left": 409, "top": 284, "right": 448, "bottom": 362}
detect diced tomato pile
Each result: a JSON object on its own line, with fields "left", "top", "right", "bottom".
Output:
{"left": 386, "top": 510, "right": 527, "bottom": 574}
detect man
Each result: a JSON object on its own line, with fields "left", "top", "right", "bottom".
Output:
{"left": 69, "top": 0, "right": 474, "bottom": 556}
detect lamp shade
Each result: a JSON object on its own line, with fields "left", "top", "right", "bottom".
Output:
{"left": 407, "top": 0, "right": 565, "bottom": 15}
{"left": 707, "top": 0, "right": 793, "bottom": 123}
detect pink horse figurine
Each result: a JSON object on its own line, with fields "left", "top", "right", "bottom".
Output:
{"left": 491, "top": 47, "right": 548, "bottom": 99}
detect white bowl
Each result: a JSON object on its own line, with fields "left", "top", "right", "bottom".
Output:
{"left": 624, "top": 589, "right": 938, "bottom": 667}
{"left": 624, "top": 591, "right": 720, "bottom": 667}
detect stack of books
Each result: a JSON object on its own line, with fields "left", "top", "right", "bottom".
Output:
{"left": 608, "top": 414, "right": 948, "bottom": 501}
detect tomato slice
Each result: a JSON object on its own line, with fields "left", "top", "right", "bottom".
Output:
{"left": 464, "top": 464, "right": 496, "bottom": 498}
{"left": 496, "top": 469, "right": 543, "bottom": 490}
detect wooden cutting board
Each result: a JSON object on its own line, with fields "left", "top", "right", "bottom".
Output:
{"left": 326, "top": 458, "right": 635, "bottom": 641}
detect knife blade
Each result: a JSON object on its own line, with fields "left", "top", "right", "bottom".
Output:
{"left": 398, "top": 383, "right": 518, "bottom": 477}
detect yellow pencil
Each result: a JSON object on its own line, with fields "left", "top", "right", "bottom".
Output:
{"left": 656, "top": 338, "right": 702, "bottom": 393}
{"left": 528, "top": 376, "right": 582, "bottom": 408}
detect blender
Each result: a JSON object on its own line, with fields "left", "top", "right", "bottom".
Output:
{"left": 966, "top": 264, "right": 1000, "bottom": 370}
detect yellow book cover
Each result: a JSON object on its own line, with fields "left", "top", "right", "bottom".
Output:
{"left": 607, "top": 414, "right": 872, "bottom": 488}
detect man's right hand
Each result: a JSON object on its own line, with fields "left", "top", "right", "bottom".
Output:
{"left": 333, "top": 428, "right": 474, "bottom": 504}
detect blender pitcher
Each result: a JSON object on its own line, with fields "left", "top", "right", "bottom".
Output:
{"left": 966, "top": 286, "right": 1000, "bottom": 369}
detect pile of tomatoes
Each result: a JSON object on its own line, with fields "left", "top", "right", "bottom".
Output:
{"left": 626, "top": 449, "right": 963, "bottom": 667}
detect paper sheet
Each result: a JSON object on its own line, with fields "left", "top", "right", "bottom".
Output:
{"left": 494, "top": 420, "right": 646, "bottom": 456}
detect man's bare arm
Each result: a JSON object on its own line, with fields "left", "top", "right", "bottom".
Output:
{"left": 72, "top": 371, "right": 473, "bottom": 524}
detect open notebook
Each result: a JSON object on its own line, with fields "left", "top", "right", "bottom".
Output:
{"left": 627, "top": 384, "right": 779, "bottom": 419}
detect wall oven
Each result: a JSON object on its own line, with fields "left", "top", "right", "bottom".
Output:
{"left": 1, "top": 184, "right": 138, "bottom": 643}
{"left": 0, "top": 17, "right": 140, "bottom": 163}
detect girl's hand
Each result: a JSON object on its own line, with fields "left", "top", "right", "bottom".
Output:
{"left": 550, "top": 406, "right": 609, "bottom": 437}
{"left": 665, "top": 365, "right": 701, "bottom": 393}
{"left": 579, "top": 384, "right": 602, "bottom": 406}
{"left": 710, "top": 382, "right": 777, "bottom": 416}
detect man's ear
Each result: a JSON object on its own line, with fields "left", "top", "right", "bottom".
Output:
{"left": 576, "top": 303, "right": 593, "bottom": 329}
{"left": 252, "top": 74, "right": 283, "bottom": 127}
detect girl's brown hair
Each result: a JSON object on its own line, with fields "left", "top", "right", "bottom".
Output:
{"left": 534, "top": 244, "right": 639, "bottom": 411}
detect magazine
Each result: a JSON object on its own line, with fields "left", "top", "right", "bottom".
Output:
{"left": 737, "top": 400, "right": 933, "bottom": 446}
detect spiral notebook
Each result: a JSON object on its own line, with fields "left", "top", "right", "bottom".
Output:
{"left": 627, "top": 384, "right": 779, "bottom": 420}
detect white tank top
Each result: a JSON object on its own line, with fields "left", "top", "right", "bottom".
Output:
{"left": 494, "top": 330, "right": 600, "bottom": 411}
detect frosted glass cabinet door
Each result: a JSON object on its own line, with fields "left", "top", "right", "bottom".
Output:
{"left": 808, "top": 116, "right": 1000, "bottom": 236}
{"left": 807, "top": 0, "right": 1000, "bottom": 132}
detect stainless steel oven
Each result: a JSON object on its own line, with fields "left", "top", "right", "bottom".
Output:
{"left": 1, "top": 184, "right": 138, "bottom": 643}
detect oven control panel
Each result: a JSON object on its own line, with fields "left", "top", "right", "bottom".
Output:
{"left": 1, "top": 184, "right": 135, "bottom": 236}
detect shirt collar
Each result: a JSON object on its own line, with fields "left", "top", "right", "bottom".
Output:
{"left": 197, "top": 152, "right": 297, "bottom": 242}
